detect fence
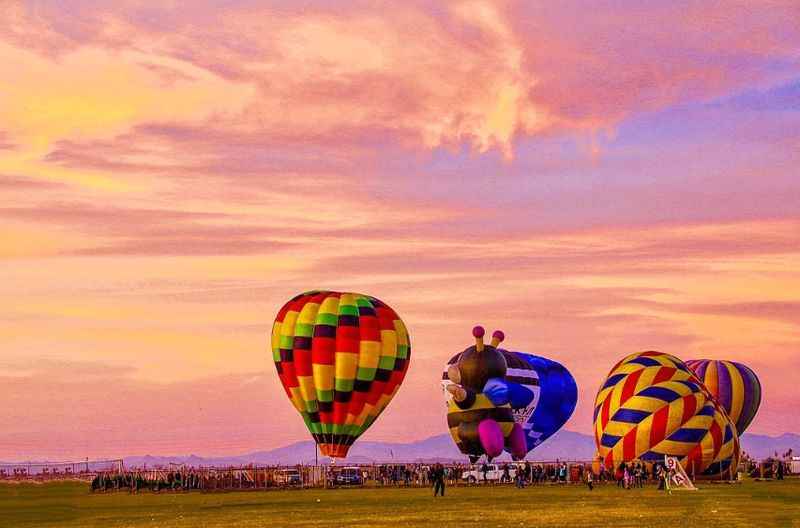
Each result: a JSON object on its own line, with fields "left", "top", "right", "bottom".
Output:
{"left": 90, "top": 460, "right": 606, "bottom": 493}
{"left": 0, "top": 459, "right": 123, "bottom": 481}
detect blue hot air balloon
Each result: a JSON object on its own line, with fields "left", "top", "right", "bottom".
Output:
{"left": 499, "top": 351, "right": 577, "bottom": 452}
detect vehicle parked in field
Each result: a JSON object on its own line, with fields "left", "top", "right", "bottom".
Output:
{"left": 274, "top": 468, "right": 302, "bottom": 486}
{"left": 461, "top": 463, "right": 517, "bottom": 483}
{"left": 333, "top": 466, "right": 362, "bottom": 485}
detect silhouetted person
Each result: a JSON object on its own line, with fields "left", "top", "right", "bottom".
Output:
{"left": 433, "top": 463, "right": 445, "bottom": 497}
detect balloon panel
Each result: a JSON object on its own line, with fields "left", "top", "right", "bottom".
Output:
{"left": 272, "top": 290, "right": 410, "bottom": 457}
{"left": 511, "top": 352, "right": 578, "bottom": 452}
{"left": 699, "top": 418, "right": 741, "bottom": 479}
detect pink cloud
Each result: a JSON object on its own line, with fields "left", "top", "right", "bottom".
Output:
{"left": 514, "top": 1, "right": 800, "bottom": 128}
{"left": 8, "top": 1, "right": 797, "bottom": 159}
{"left": 667, "top": 301, "right": 800, "bottom": 325}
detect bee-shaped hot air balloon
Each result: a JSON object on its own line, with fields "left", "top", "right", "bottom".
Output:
{"left": 272, "top": 291, "right": 410, "bottom": 458}
{"left": 443, "top": 349, "right": 577, "bottom": 458}
{"left": 443, "top": 326, "right": 527, "bottom": 462}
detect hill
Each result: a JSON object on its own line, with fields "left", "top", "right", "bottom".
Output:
{"left": 4, "top": 431, "right": 796, "bottom": 468}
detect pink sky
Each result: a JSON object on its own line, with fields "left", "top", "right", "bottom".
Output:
{"left": 1, "top": 1, "right": 799, "bottom": 460}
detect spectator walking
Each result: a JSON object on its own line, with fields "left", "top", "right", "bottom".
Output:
{"left": 432, "top": 463, "right": 445, "bottom": 497}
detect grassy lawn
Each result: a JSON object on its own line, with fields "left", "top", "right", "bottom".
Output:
{"left": 1, "top": 479, "right": 798, "bottom": 528}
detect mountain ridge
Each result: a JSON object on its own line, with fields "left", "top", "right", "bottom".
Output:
{"left": 3, "top": 431, "right": 796, "bottom": 467}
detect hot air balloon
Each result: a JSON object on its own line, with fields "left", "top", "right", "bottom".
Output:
{"left": 271, "top": 291, "right": 410, "bottom": 458}
{"left": 685, "top": 359, "right": 761, "bottom": 435}
{"left": 593, "top": 351, "right": 740, "bottom": 477}
{"left": 442, "top": 326, "right": 527, "bottom": 462}
{"left": 442, "top": 350, "right": 576, "bottom": 456}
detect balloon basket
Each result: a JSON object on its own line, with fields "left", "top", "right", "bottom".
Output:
{"left": 319, "top": 444, "right": 350, "bottom": 458}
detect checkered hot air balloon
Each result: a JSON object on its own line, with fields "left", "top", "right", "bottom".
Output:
{"left": 593, "top": 351, "right": 740, "bottom": 477}
{"left": 685, "top": 359, "right": 761, "bottom": 436}
{"left": 271, "top": 291, "right": 410, "bottom": 458}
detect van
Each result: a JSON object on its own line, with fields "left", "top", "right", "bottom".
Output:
{"left": 334, "top": 466, "right": 362, "bottom": 485}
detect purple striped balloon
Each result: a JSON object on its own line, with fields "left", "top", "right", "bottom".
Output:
{"left": 686, "top": 359, "right": 761, "bottom": 435}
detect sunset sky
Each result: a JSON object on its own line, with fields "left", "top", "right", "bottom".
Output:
{"left": 1, "top": 1, "right": 799, "bottom": 461}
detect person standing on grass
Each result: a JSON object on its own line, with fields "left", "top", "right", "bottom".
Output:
{"left": 586, "top": 469, "right": 594, "bottom": 491}
{"left": 433, "top": 463, "right": 445, "bottom": 497}
{"left": 481, "top": 462, "right": 489, "bottom": 484}
{"left": 501, "top": 463, "right": 511, "bottom": 484}
{"left": 662, "top": 465, "right": 672, "bottom": 494}
{"left": 515, "top": 465, "right": 525, "bottom": 489}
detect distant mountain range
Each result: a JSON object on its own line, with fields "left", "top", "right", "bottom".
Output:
{"left": 119, "top": 430, "right": 799, "bottom": 468}
{"left": 119, "top": 430, "right": 596, "bottom": 468}
{"left": 4, "top": 431, "right": 797, "bottom": 468}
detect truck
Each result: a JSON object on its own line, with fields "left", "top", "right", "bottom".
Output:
{"left": 461, "top": 463, "right": 517, "bottom": 483}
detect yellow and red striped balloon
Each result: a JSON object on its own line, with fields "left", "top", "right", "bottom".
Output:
{"left": 702, "top": 417, "right": 741, "bottom": 479}
{"left": 593, "top": 351, "right": 739, "bottom": 476}
{"left": 272, "top": 291, "right": 410, "bottom": 458}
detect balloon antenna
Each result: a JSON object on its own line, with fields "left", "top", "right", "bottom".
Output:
{"left": 473, "top": 325, "right": 485, "bottom": 352}
{"left": 491, "top": 330, "right": 505, "bottom": 348}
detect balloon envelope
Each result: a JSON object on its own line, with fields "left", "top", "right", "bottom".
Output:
{"left": 272, "top": 290, "right": 410, "bottom": 458}
{"left": 443, "top": 350, "right": 577, "bottom": 456}
{"left": 503, "top": 351, "right": 577, "bottom": 453}
{"left": 685, "top": 359, "right": 761, "bottom": 435}
{"left": 593, "top": 351, "right": 739, "bottom": 476}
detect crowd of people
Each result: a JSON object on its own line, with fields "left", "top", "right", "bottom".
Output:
{"left": 373, "top": 464, "right": 443, "bottom": 486}
{"left": 612, "top": 461, "right": 652, "bottom": 489}
{"left": 88, "top": 461, "right": 592, "bottom": 494}
{"left": 84, "top": 457, "right": 794, "bottom": 494}
{"left": 0, "top": 466, "right": 98, "bottom": 480}
{"left": 91, "top": 466, "right": 321, "bottom": 492}
{"left": 91, "top": 471, "right": 204, "bottom": 493}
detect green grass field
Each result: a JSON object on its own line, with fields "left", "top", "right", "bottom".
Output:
{"left": 1, "top": 479, "right": 798, "bottom": 528}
